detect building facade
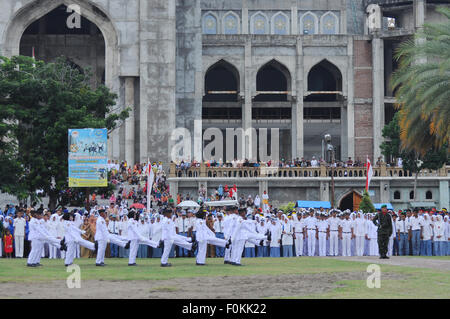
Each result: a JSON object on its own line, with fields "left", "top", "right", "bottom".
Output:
{"left": 0, "top": 0, "right": 448, "bottom": 209}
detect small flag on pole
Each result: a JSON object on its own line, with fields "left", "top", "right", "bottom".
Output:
{"left": 146, "top": 159, "right": 154, "bottom": 213}
{"left": 32, "top": 47, "right": 36, "bottom": 68}
{"left": 365, "top": 156, "right": 373, "bottom": 191}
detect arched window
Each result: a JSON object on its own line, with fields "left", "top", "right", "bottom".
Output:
{"left": 394, "top": 191, "right": 401, "bottom": 200}
{"left": 426, "top": 191, "right": 433, "bottom": 200}
{"left": 306, "top": 59, "right": 343, "bottom": 101}
{"left": 409, "top": 191, "right": 414, "bottom": 200}
{"left": 223, "top": 11, "right": 240, "bottom": 34}
{"left": 203, "top": 60, "right": 239, "bottom": 102}
{"left": 254, "top": 60, "right": 291, "bottom": 102}
{"left": 300, "top": 11, "right": 318, "bottom": 35}
{"left": 271, "top": 12, "right": 289, "bottom": 35}
{"left": 202, "top": 12, "right": 218, "bottom": 34}
{"left": 320, "top": 11, "right": 339, "bottom": 34}
{"left": 250, "top": 12, "right": 269, "bottom": 35}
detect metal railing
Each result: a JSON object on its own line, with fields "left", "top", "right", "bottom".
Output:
{"left": 169, "top": 163, "right": 450, "bottom": 179}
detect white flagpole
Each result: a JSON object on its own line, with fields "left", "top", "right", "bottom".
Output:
{"left": 147, "top": 159, "right": 154, "bottom": 213}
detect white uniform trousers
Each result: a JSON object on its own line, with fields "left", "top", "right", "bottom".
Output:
{"left": 77, "top": 238, "right": 95, "bottom": 251}
{"left": 387, "top": 237, "right": 394, "bottom": 256}
{"left": 342, "top": 233, "right": 352, "bottom": 256}
{"left": 307, "top": 230, "right": 316, "bottom": 256}
{"left": 231, "top": 239, "right": 246, "bottom": 264}
{"left": 37, "top": 237, "right": 60, "bottom": 262}
{"left": 109, "top": 234, "right": 129, "bottom": 248}
{"left": 65, "top": 241, "right": 77, "bottom": 265}
{"left": 329, "top": 231, "right": 339, "bottom": 256}
{"left": 14, "top": 235, "right": 24, "bottom": 258}
{"left": 196, "top": 237, "right": 227, "bottom": 264}
{"left": 129, "top": 238, "right": 158, "bottom": 264}
{"left": 294, "top": 233, "right": 303, "bottom": 256}
{"left": 49, "top": 245, "right": 58, "bottom": 259}
{"left": 369, "top": 238, "right": 378, "bottom": 256}
{"left": 318, "top": 232, "right": 327, "bottom": 256}
{"left": 27, "top": 240, "right": 42, "bottom": 264}
{"left": 95, "top": 239, "right": 107, "bottom": 264}
{"left": 161, "top": 238, "right": 192, "bottom": 265}
{"left": 355, "top": 236, "right": 365, "bottom": 256}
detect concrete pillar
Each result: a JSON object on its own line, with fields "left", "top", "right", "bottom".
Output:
{"left": 414, "top": 0, "right": 426, "bottom": 30}
{"left": 294, "top": 39, "right": 304, "bottom": 158}
{"left": 372, "top": 37, "right": 384, "bottom": 162}
{"left": 169, "top": 181, "right": 178, "bottom": 199}
{"left": 242, "top": 2, "right": 249, "bottom": 35}
{"left": 243, "top": 40, "right": 252, "bottom": 157}
{"left": 380, "top": 180, "right": 390, "bottom": 203}
{"left": 291, "top": 100, "right": 297, "bottom": 158}
{"left": 291, "top": 6, "right": 298, "bottom": 35}
{"left": 320, "top": 181, "right": 330, "bottom": 202}
{"left": 347, "top": 39, "right": 355, "bottom": 159}
{"left": 124, "top": 77, "right": 135, "bottom": 166}
{"left": 259, "top": 180, "right": 268, "bottom": 199}
{"left": 198, "top": 181, "right": 207, "bottom": 199}
{"left": 340, "top": 105, "right": 348, "bottom": 160}
{"left": 439, "top": 180, "right": 449, "bottom": 210}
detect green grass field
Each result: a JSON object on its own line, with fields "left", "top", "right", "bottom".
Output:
{"left": 0, "top": 257, "right": 449, "bottom": 298}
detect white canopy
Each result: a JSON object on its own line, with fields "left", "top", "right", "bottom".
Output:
{"left": 204, "top": 200, "right": 238, "bottom": 207}
{"left": 177, "top": 200, "right": 200, "bottom": 208}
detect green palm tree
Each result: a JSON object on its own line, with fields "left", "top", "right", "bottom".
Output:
{"left": 391, "top": 6, "right": 450, "bottom": 155}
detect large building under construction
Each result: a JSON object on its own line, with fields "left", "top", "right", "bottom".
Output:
{"left": 1, "top": 0, "right": 449, "bottom": 209}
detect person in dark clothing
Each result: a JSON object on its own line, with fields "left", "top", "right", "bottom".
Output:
{"left": 372, "top": 205, "right": 393, "bottom": 259}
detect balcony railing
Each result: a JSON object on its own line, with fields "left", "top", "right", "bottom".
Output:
{"left": 169, "top": 163, "right": 450, "bottom": 179}
{"left": 364, "top": 0, "right": 413, "bottom": 7}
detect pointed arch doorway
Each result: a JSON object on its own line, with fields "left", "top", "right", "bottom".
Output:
{"left": 338, "top": 191, "right": 363, "bottom": 212}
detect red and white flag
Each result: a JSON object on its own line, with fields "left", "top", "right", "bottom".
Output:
{"left": 32, "top": 47, "right": 36, "bottom": 68}
{"left": 146, "top": 159, "right": 154, "bottom": 213}
{"left": 365, "top": 157, "right": 373, "bottom": 191}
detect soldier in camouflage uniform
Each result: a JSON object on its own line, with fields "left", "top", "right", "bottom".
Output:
{"left": 372, "top": 205, "right": 393, "bottom": 259}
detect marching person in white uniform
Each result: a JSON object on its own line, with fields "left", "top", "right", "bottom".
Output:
{"left": 94, "top": 209, "right": 110, "bottom": 266}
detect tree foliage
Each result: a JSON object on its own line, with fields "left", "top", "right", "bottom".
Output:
{"left": 391, "top": 6, "right": 450, "bottom": 154}
{"left": 381, "top": 112, "right": 448, "bottom": 174}
{"left": 280, "top": 201, "right": 295, "bottom": 214}
{"left": 358, "top": 190, "right": 375, "bottom": 214}
{"left": 0, "top": 55, "right": 129, "bottom": 208}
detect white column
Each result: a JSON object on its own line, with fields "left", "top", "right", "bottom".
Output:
{"left": 291, "top": 6, "right": 298, "bottom": 35}
{"left": 439, "top": 181, "right": 449, "bottom": 210}
{"left": 242, "top": 4, "right": 249, "bottom": 34}
{"left": 414, "top": 0, "right": 426, "bottom": 30}
{"left": 372, "top": 37, "right": 384, "bottom": 162}
{"left": 124, "top": 77, "right": 135, "bottom": 166}
{"left": 243, "top": 40, "right": 252, "bottom": 156}
{"left": 295, "top": 39, "right": 304, "bottom": 158}
{"left": 347, "top": 38, "right": 355, "bottom": 159}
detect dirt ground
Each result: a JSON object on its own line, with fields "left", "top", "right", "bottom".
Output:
{"left": 0, "top": 272, "right": 406, "bottom": 299}
{"left": 335, "top": 256, "right": 450, "bottom": 271}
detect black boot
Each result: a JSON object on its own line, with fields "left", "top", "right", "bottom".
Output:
{"left": 94, "top": 241, "right": 98, "bottom": 253}
{"left": 225, "top": 238, "right": 231, "bottom": 249}
{"left": 190, "top": 241, "right": 198, "bottom": 254}
{"left": 158, "top": 240, "right": 164, "bottom": 249}
{"left": 125, "top": 241, "right": 131, "bottom": 249}
{"left": 266, "top": 230, "right": 272, "bottom": 242}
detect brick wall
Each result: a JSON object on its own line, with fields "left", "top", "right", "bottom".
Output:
{"left": 354, "top": 103, "right": 374, "bottom": 162}
{"left": 354, "top": 40, "right": 373, "bottom": 99}
{"left": 353, "top": 40, "right": 374, "bottom": 161}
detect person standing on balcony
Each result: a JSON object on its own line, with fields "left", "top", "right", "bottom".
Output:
{"left": 262, "top": 191, "right": 269, "bottom": 213}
